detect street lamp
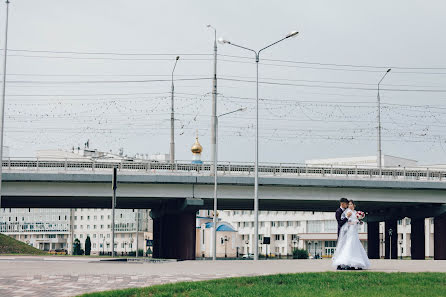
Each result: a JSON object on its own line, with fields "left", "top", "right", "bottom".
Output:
{"left": 219, "top": 31, "right": 299, "bottom": 261}
{"left": 399, "top": 240, "right": 403, "bottom": 260}
{"left": 222, "top": 235, "right": 229, "bottom": 258}
{"left": 377, "top": 68, "right": 391, "bottom": 171}
{"left": 170, "top": 56, "right": 180, "bottom": 165}
{"left": 315, "top": 241, "right": 318, "bottom": 259}
{"left": 212, "top": 107, "right": 246, "bottom": 261}
{"left": 388, "top": 228, "right": 393, "bottom": 259}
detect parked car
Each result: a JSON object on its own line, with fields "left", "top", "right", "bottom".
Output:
{"left": 48, "top": 249, "right": 67, "bottom": 255}
{"left": 242, "top": 253, "right": 254, "bottom": 259}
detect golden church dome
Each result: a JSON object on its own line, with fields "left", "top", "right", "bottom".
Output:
{"left": 191, "top": 136, "right": 203, "bottom": 154}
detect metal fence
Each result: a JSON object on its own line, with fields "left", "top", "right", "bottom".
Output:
{"left": 2, "top": 158, "right": 446, "bottom": 181}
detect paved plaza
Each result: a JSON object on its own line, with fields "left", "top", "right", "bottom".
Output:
{"left": 0, "top": 256, "right": 445, "bottom": 297}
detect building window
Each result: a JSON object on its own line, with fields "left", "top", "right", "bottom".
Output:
{"left": 324, "top": 221, "right": 337, "bottom": 233}
{"left": 405, "top": 218, "right": 411, "bottom": 225}
{"left": 278, "top": 221, "right": 285, "bottom": 227}
{"left": 271, "top": 221, "right": 276, "bottom": 227}
{"left": 287, "top": 221, "right": 293, "bottom": 227}
{"left": 307, "top": 221, "right": 322, "bottom": 233}
{"left": 275, "top": 234, "right": 281, "bottom": 240}
{"left": 398, "top": 220, "right": 402, "bottom": 225}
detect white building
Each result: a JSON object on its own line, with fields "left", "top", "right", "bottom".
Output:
{"left": 0, "top": 208, "right": 151, "bottom": 255}
{"left": 218, "top": 210, "right": 367, "bottom": 258}
{"left": 0, "top": 208, "right": 70, "bottom": 251}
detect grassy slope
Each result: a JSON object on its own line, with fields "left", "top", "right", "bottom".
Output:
{"left": 0, "top": 233, "right": 47, "bottom": 255}
{"left": 79, "top": 272, "right": 446, "bottom": 297}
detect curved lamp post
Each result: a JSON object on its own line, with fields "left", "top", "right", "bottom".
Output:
{"left": 212, "top": 107, "right": 246, "bottom": 260}
{"left": 377, "top": 68, "right": 391, "bottom": 171}
{"left": 170, "top": 56, "right": 180, "bottom": 165}
{"left": 218, "top": 31, "right": 299, "bottom": 260}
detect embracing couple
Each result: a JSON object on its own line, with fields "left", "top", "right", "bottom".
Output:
{"left": 332, "top": 197, "right": 371, "bottom": 270}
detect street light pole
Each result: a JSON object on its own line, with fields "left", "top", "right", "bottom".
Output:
{"left": 0, "top": 0, "right": 10, "bottom": 209}
{"left": 218, "top": 31, "right": 299, "bottom": 261}
{"left": 207, "top": 25, "right": 217, "bottom": 174}
{"left": 388, "top": 228, "right": 393, "bottom": 259}
{"left": 377, "top": 68, "right": 391, "bottom": 171}
{"left": 212, "top": 107, "right": 246, "bottom": 260}
{"left": 170, "top": 56, "right": 180, "bottom": 165}
{"left": 111, "top": 167, "right": 117, "bottom": 257}
{"left": 135, "top": 210, "right": 139, "bottom": 258}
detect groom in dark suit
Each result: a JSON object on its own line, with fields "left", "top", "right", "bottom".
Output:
{"left": 335, "top": 197, "right": 351, "bottom": 270}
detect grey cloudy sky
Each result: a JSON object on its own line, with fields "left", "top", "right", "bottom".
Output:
{"left": 1, "top": 0, "right": 446, "bottom": 164}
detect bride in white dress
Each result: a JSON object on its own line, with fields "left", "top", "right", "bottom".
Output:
{"left": 332, "top": 200, "right": 371, "bottom": 270}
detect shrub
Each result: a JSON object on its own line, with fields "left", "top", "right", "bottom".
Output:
{"left": 293, "top": 248, "right": 309, "bottom": 259}
{"left": 73, "top": 238, "right": 81, "bottom": 255}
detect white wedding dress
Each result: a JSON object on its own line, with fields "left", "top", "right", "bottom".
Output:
{"left": 332, "top": 209, "right": 371, "bottom": 269}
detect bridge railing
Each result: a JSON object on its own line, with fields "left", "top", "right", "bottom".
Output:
{"left": 2, "top": 158, "right": 446, "bottom": 181}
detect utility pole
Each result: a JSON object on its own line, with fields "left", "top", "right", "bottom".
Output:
{"left": 377, "top": 68, "right": 391, "bottom": 171}
{"left": 207, "top": 25, "right": 217, "bottom": 173}
{"left": 170, "top": 56, "right": 180, "bottom": 164}
{"left": 111, "top": 167, "right": 117, "bottom": 257}
{"left": 0, "top": 0, "right": 10, "bottom": 209}
{"left": 207, "top": 24, "right": 218, "bottom": 261}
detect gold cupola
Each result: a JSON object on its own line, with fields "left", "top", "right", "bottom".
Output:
{"left": 191, "top": 135, "right": 203, "bottom": 154}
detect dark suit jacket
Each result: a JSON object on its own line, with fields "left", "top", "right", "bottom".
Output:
{"left": 336, "top": 207, "right": 348, "bottom": 238}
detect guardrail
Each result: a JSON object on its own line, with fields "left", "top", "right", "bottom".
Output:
{"left": 2, "top": 158, "right": 446, "bottom": 181}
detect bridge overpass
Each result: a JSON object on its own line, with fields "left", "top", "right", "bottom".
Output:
{"left": 1, "top": 159, "right": 446, "bottom": 261}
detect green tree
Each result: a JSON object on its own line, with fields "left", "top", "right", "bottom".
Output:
{"left": 85, "top": 236, "right": 91, "bottom": 256}
{"left": 73, "top": 238, "right": 81, "bottom": 255}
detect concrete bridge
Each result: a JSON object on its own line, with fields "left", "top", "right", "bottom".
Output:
{"left": 1, "top": 159, "right": 446, "bottom": 261}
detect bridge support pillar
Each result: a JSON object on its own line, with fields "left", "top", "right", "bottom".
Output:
{"left": 411, "top": 218, "right": 425, "bottom": 260}
{"left": 434, "top": 213, "right": 446, "bottom": 260}
{"left": 150, "top": 198, "right": 203, "bottom": 260}
{"left": 385, "top": 220, "right": 398, "bottom": 259}
{"left": 367, "top": 221, "right": 380, "bottom": 259}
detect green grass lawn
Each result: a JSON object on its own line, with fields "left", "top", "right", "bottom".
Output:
{"left": 79, "top": 272, "right": 446, "bottom": 297}
{"left": 0, "top": 233, "right": 47, "bottom": 255}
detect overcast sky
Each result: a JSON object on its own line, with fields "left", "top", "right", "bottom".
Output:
{"left": 1, "top": 0, "right": 446, "bottom": 165}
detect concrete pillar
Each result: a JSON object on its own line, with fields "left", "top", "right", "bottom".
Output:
{"left": 411, "top": 218, "right": 425, "bottom": 260}
{"left": 367, "top": 221, "right": 380, "bottom": 259}
{"left": 434, "top": 213, "right": 446, "bottom": 260}
{"left": 385, "top": 220, "right": 398, "bottom": 259}
{"left": 152, "top": 212, "right": 196, "bottom": 260}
